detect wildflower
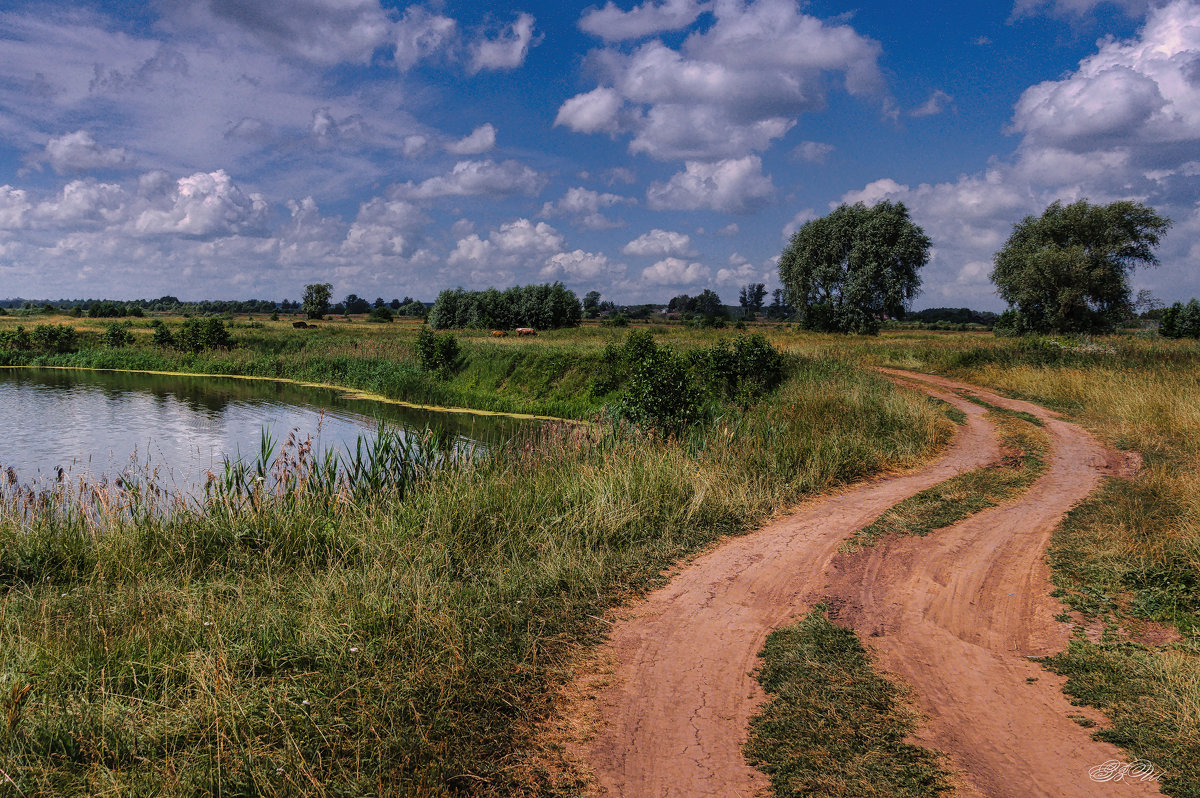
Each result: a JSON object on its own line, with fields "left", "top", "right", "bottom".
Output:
{"left": 349, "top": 647, "right": 359, "bottom": 653}
{"left": 302, "top": 699, "right": 311, "bottom": 706}
{"left": 203, "top": 621, "right": 214, "bottom": 627}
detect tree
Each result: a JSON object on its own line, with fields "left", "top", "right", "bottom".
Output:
{"left": 693, "top": 289, "right": 723, "bottom": 318}
{"left": 584, "top": 290, "right": 602, "bottom": 318}
{"left": 738, "top": 283, "right": 766, "bottom": 320}
{"left": 779, "top": 201, "right": 930, "bottom": 334}
{"left": 302, "top": 283, "right": 332, "bottom": 320}
{"left": 990, "top": 199, "right": 1171, "bottom": 335}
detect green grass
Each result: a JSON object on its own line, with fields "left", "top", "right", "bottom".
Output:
{"left": 744, "top": 605, "right": 954, "bottom": 798}
{"left": 846, "top": 412, "right": 1047, "bottom": 549}
{"left": 0, "top": 355, "right": 951, "bottom": 796}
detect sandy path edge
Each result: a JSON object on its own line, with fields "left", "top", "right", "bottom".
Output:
{"left": 565, "top": 369, "right": 1161, "bottom": 798}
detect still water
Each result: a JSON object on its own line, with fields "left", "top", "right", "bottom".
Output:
{"left": 0, "top": 368, "right": 526, "bottom": 494}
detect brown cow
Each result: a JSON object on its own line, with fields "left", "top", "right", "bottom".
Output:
{"left": 492, "top": 330, "right": 508, "bottom": 337}
{"left": 515, "top": 327, "right": 537, "bottom": 336}
{"left": 292, "top": 321, "right": 309, "bottom": 329}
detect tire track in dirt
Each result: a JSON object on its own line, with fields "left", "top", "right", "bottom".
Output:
{"left": 573, "top": 370, "right": 1159, "bottom": 798}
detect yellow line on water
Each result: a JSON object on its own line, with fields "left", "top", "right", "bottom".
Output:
{"left": 0, "top": 365, "right": 580, "bottom": 424}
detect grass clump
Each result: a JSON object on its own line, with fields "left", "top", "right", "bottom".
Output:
{"left": 745, "top": 605, "right": 954, "bottom": 797}
{"left": 848, "top": 411, "right": 1047, "bottom": 549}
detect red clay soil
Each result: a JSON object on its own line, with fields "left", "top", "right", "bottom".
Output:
{"left": 574, "top": 370, "right": 1161, "bottom": 798}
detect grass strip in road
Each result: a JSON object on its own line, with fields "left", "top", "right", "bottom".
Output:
{"left": 845, "top": 412, "right": 1047, "bottom": 550}
{"left": 744, "top": 605, "right": 954, "bottom": 797}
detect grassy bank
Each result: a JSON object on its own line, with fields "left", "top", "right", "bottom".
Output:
{"left": 0, "top": 354, "right": 950, "bottom": 795}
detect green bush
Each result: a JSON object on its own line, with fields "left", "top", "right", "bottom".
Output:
{"left": 30, "top": 324, "right": 78, "bottom": 353}
{"left": 150, "top": 320, "right": 175, "bottom": 348}
{"left": 176, "top": 317, "right": 233, "bottom": 353}
{"left": 693, "top": 334, "right": 788, "bottom": 403}
{"left": 1160, "top": 299, "right": 1200, "bottom": 339}
{"left": 367, "top": 305, "right": 394, "bottom": 323}
{"left": 104, "top": 321, "right": 133, "bottom": 348}
{"left": 0, "top": 325, "right": 30, "bottom": 352}
{"left": 414, "top": 326, "right": 461, "bottom": 375}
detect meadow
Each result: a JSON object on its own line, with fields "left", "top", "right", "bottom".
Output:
{"left": 0, "top": 312, "right": 1197, "bottom": 795}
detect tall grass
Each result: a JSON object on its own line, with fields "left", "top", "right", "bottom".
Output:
{"left": 0, "top": 357, "right": 949, "bottom": 795}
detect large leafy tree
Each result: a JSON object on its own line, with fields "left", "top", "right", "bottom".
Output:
{"left": 302, "top": 282, "right": 332, "bottom": 320}
{"left": 778, "top": 201, "right": 930, "bottom": 334}
{"left": 990, "top": 199, "right": 1171, "bottom": 334}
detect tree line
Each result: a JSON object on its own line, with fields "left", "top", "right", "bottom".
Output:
{"left": 778, "top": 197, "right": 1178, "bottom": 336}
{"left": 425, "top": 283, "right": 582, "bottom": 330}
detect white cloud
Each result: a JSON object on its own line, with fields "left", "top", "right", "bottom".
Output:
{"left": 133, "top": 170, "right": 269, "bottom": 237}
{"left": 579, "top": 0, "right": 710, "bottom": 42}
{"left": 911, "top": 89, "right": 954, "bottom": 118}
{"left": 554, "top": 87, "right": 623, "bottom": 134}
{"left": 781, "top": 208, "right": 816, "bottom": 239}
{"left": 390, "top": 159, "right": 546, "bottom": 200}
{"left": 792, "top": 140, "right": 834, "bottom": 163}
{"left": 641, "top": 256, "right": 709, "bottom": 285}
{"left": 541, "top": 186, "right": 634, "bottom": 229}
{"left": 622, "top": 228, "right": 696, "bottom": 257}
{"left": 0, "top": 186, "right": 33, "bottom": 230}
{"left": 448, "top": 218, "right": 565, "bottom": 274}
{"left": 559, "top": 0, "right": 884, "bottom": 159}
{"left": 342, "top": 197, "right": 429, "bottom": 257}
{"left": 446, "top": 123, "right": 497, "bottom": 155}
{"left": 838, "top": 178, "right": 909, "bottom": 208}
{"left": 646, "top": 156, "right": 775, "bottom": 213}
{"left": 469, "top": 13, "right": 537, "bottom": 73}
{"left": 38, "top": 130, "right": 132, "bottom": 174}
{"left": 393, "top": 6, "right": 457, "bottom": 71}
{"left": 541, "top": 249, "right": 622, "bottom": 280}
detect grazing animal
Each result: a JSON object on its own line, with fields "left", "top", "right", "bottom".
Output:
{"left": 516, "top": 327, "right": 537, "bottom": 336}
{"left": 492, "top": 330, "right": 508, "bottom": 337}
{"left": 292, "top": 321, "right": 309, "bottom": 329}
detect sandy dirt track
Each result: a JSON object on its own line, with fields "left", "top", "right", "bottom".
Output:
{"left": 575, "top": 370, "right": 1161, "bottom": 798}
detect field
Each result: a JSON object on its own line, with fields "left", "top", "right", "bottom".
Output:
{"left": 0, "top": 312, "right": 1197, "bottom": 795}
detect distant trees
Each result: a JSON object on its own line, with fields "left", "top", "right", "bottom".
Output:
{"left": 344, "top": 294, "right": 371, "bottom": 315}
{"left": 991, "top": 199, "right": 1171, "bottom": 335}
{"left": 739, "top": 283, "right": 766, "bottom": 320}
{"left": 426, "top": 283, "right": 582, "bottom": 330}
{"left": 668, "top": 289, "right": 725, "bottom": 319}
{"left": 303, "top": 283, "right": 333, "bottom": 319}
{"left": 584, "top": 290, "right": 603, "bottom": 318}
{"left": 779, "top": 201, "right": 930, "bottom": 334}
{"left": 765, "top": 288, "right": 794, "bottom": 321}
{"left": 1160, "top": 299, "right": 1200, "bottom": 339}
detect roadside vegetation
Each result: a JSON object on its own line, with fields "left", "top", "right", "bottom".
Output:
{"left": 0, "top": 318, "right": 952, "bottom": 796}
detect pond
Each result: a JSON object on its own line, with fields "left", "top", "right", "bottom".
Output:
{"left": 0, "top": 367, "right": 529, "bottom": 497}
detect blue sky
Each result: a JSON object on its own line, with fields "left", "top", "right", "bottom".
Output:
{"left": 0, "top": 0, "right": 1197, "bottom": 309}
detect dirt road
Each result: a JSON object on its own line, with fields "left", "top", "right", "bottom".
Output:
{"left": 575, "top": 370, "right": 1159, "bottom": 798}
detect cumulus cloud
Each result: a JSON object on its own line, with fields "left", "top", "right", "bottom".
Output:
{"left": 579, "top": 0, "right": 710, "bottom": 41}
{"left": 390, "top": 159, "right": 546, "bottom": 200}
{"left": 641, "top": 256, "right": 709, "bottom": 285}
{"left": 469, "top": 13, "right": 538, "bottom": 73}
{"left": 37, "top": 130, "right": 132, "bottom": 174}
{"left": 541, "top": 186, "right": 634, "bottom": 229}
{"left": 0, "top": 186, "right": 32, "bottom": 230}
{"left": 342, "top": 197, "right": 429, "bottom": 257}
{"left": 554, "top": 87, "right": 623, "bottom": 134}
{"left": 646, "top": 156, "right": 775, "bottom": 213}
{"left": 541, "top": 248, "right": 622, "bottom": 280}
{"left": 446, "top": 123, "right": 497, "bottom": 155}
{"left": 781, "top": 208, "right": 816, "bottom": 239}
{"left": 558, "top": 0, "right": 884, "bottom": 159}
{"left": 134, "top": 170, "right": 269, "bottom": 237}
{"left": 622, "top": 228, "right": 696, "bottom": 257}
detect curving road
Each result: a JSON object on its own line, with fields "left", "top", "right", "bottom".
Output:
{"left": 575, "top": 370, "right": 1159, "bottom": 798}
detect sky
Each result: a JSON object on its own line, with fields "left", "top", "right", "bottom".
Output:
{"left": 0, "top": 0, "right": 1198, "bottom": 309}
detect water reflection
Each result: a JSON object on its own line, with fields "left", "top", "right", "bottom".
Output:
{"left": 0, "top": 367, "right": 527, "bottom": 496}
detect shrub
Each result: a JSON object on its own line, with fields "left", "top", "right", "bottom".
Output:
{"left": 368, "top": 305, "right": 394, "bottom": 323}
{"left": 1160, "top": 299, "right": 1200, "bottom": 339}
{"left": 693, "top": 334, "right": 788, "bottom": 403}
{"left": 30, "top": 324, "right": 78, "bottom": 353}
{"left": 618, "top": 341, "right": 701, "bottom": 432}
{"left": 414, "top": 326, "right": 461, "bottom": 375}
{"left": 150, "top": 320, "right": 175, "bottom": 348}
{"left": 104, "top": 321, "right": 133, "bottom": 348}
{"left": 0, "top": 325, "right": 30, "bottom": 351}
{"left": 176, "top": 317, "right": 233, "bottom": 353}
